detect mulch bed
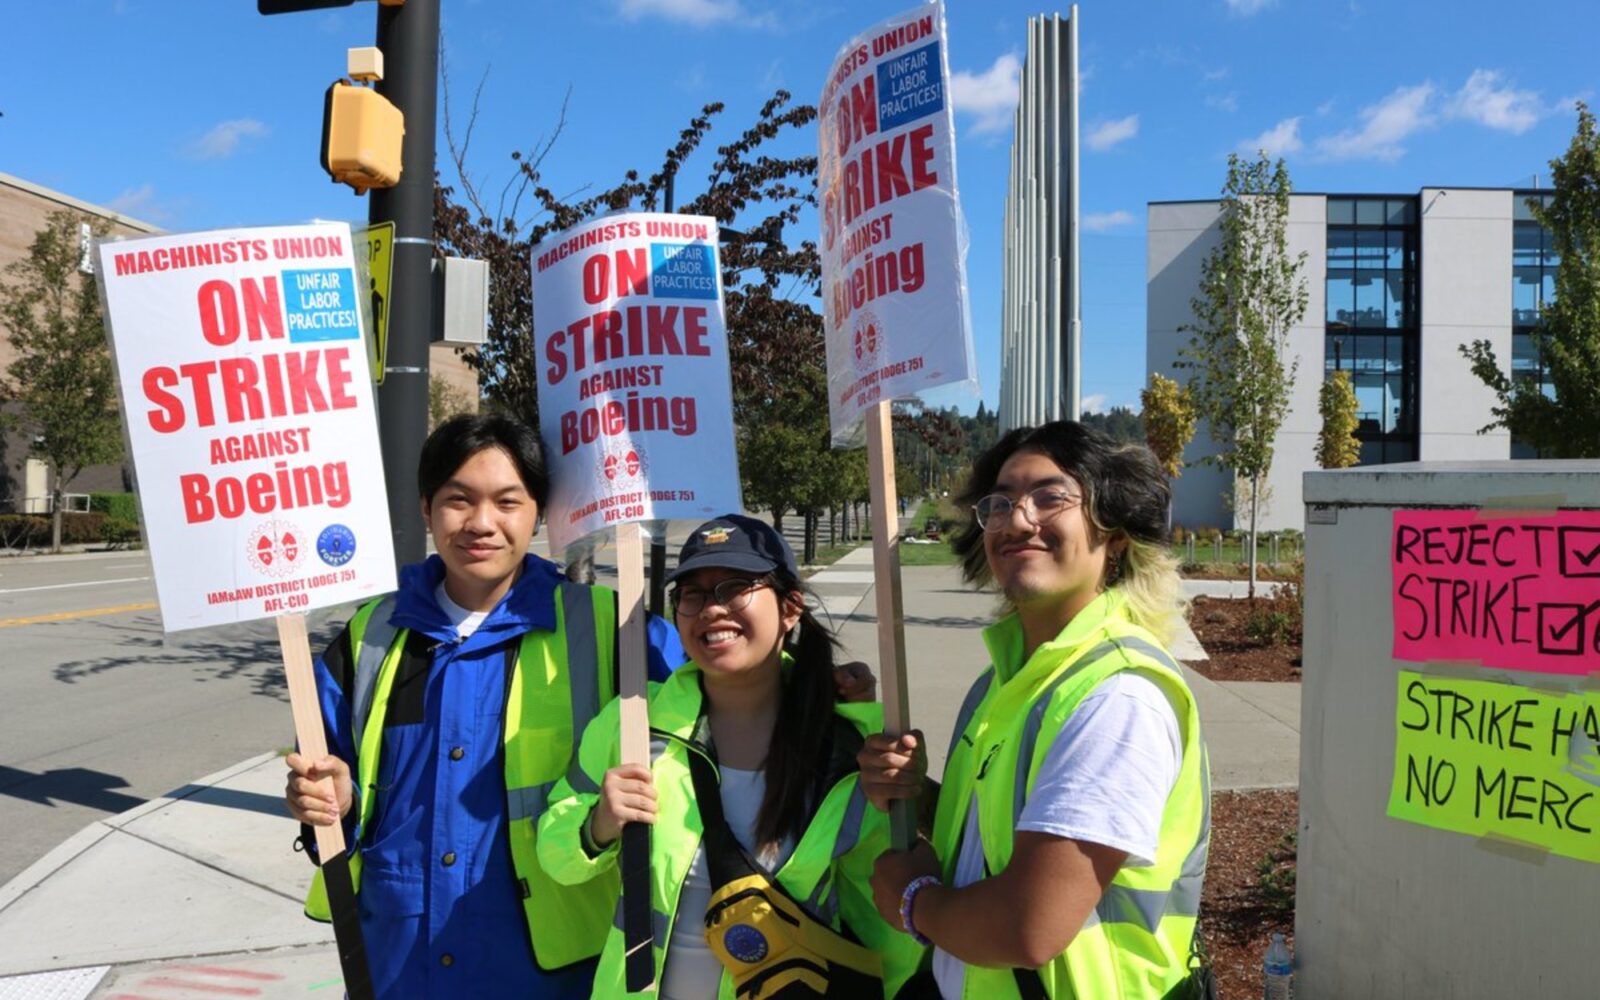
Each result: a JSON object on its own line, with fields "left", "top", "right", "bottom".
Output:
{"left": 1200, "top": 789, "right": 1298, "bottom": 998}
{"left": 1185, "top": 595, "right": 1302, "bottom": 682}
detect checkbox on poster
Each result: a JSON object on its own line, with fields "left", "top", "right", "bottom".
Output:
{"left": 1558, "top": 526, "right": 1600, "bottom": 578}
{"left": 1538, "top": 603, "right": 1587, "bottom": 655}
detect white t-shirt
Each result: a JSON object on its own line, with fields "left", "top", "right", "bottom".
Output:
{"left": 434, "top": 581, "right": 489, "bottom": 639}
{"left": 660, "top": 766, "right": 797, "bottom": 1000}
{"left": 932, "top": 671, "right": 1183, "bottom": 998}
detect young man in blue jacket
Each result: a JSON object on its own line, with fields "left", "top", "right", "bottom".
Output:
{"left": 283, "top": 414, "right": 685, "bottom": 998}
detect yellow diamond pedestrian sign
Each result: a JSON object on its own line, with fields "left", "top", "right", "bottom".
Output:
{"left": 356, "top": 221, "right": 395, "bottom": 384}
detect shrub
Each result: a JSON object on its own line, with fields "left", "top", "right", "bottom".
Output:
{"left": 1246, "top": 574, "right": 1304, "bottom": 646}
{"left": 89, "top": 492, "right": 141, "bottom": 525}
{"left": 0, "top": 515, "right": 45, "bottom": 549}
{"left": 1256, "top": 830, "right": 1298, "bottom": 913}
{"left": 0, "top": 512, "right": 112, "bottom": 548}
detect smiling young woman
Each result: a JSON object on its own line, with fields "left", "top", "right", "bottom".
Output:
{"left": 539, "top": 514, "right": 925, "bottom": 999}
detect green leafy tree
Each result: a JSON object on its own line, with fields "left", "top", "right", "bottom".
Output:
{"left": 0, "top": 211, "right": 123, "bottom": 551}
{"left": 428, "top": 377, "right": 476, "bottom": 431}
{"left": 1316, "top": 370, "right": 1361, "bottom": 469}
{"left": 1460, "top": 102, "right": 1600, "bottom": 456}
{"left": 1079, "top": 405, "right": 1144, "bottom": 444}
{"left": 1177, "top": 152, "right": 1308, "bottom": 597}
{"left": 1140, "top": 373, "right": 1196, "bottom": 478}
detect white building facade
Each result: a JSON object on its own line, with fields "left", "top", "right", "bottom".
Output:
{"left": 1147, "top": 188, "right": 1554, "bottom": 531}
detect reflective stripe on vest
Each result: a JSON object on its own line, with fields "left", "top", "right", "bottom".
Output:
{"left": 507, "top": 780, "right": 557, "bottom": 823}
{"left": 804, "top": 783, "right": 869, "bottom": 923}
{"left": 350, "top": 595, "right": 398, "bottom": 758}
{"left": 949, "top": 669, "right": 995, "bottom": 757}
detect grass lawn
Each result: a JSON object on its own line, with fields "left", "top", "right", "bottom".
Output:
{"left": 897, "top": 538, "right": 960, "bottom": 565}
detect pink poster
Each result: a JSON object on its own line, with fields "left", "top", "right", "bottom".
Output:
{"left": 1392, "top": 509, "right": 1600, "bottom": 675}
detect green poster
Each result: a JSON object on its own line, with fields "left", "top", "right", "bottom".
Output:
{"left": 1389, "top": 671, "right": 1600, "bottom": 863}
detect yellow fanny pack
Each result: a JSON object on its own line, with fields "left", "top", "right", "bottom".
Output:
{"left": 688, "top": 749, "right": 885, "bottom": 999}
{"left": 704, "top": 872, "right": 883, "bottom": 999}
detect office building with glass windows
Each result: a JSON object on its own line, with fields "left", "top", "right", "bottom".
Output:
{"left": 1147, "top": 188, "right": 1556, "bottom": 531}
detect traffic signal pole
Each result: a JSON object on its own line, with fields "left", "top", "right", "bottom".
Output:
{"left": 371, "top": 0, "right": 438, "bottom": 569}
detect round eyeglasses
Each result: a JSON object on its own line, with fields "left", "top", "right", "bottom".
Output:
{"left": 669, "top": 577, "right": 769, "bottom": 617}
{"left": 972, "top": 487, "right": 1083, "bottom": 532}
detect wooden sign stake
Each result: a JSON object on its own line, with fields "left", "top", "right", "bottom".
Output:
{"left": 614, "top": 523, "right": 657, "bottom": 993}
{"left": 276, "top": 612, "right": 375, "bottom": 1000}
{"left": 865, "top": 400, "right": 916, "bottom": 851}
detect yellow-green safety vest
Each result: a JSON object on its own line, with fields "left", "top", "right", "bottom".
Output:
{"left": 538, "top": 662, "right": 927, "bottom": 999}
{"left": 933, "top": 590, "right": 1210, "bottom": 999}
{"left": 303, "top": 582, "right": 619, "bottom": 970}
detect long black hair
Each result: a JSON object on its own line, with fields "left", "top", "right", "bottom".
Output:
{"left": 753, "top": 568, "right": 841, "bottom": 850}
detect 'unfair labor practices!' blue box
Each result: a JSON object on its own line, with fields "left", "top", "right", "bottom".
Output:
{"left": 876, "top": 41, "right": 944, "bottom": 131}
{"left": 282, "top": 268, "right": 361, "bottom": 342}
{"left": 650, "top": 243, "right": 718, "bottom": 300}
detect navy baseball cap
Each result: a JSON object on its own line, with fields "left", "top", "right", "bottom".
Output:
{"left": 667, "top": 514, "right": 798, "bottom": 583}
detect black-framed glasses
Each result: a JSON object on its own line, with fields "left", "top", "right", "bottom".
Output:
{"left": 669, "top": 577, "right": 769, "bottom": 617}
{"left": 972, "top": 487, "right": 1083, "bottom": 532}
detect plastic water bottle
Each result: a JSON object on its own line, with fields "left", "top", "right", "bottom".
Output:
{"left": 1262, "top": 932, "right": 1293, "bottom": 999}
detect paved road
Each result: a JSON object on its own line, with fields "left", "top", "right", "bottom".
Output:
{"left": 0, "top": 550, "right": 362, "bottom": 886}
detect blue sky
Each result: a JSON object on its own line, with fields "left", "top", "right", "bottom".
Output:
{"left": 1, "top": 0, "right": 1590, "bottom": 416}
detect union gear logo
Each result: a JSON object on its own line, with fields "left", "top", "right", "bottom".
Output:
{"left": 852, "top": 309, "right": 882, "bottom": 377}
{"left": 247, "top": 520, "right": 306, "bottom": 579}
{"left": 702, "top": 527, "right": 732, "bottom": 545}
{"left": 594, "top": 442, "right": 649, "bottom": 492}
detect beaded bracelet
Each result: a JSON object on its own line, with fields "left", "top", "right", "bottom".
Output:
{"left": 899, "top": 874, "right": 941, "bottom": 946}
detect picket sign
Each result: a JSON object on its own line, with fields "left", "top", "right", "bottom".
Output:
{"left": 96, "top": 223, "right": 399, "bottom": 1000}
{"left": 820, "top": 3, "right": 977, "bottom": 851}
{"left": 531, "top": 211, "right": 744, "bottom": 993}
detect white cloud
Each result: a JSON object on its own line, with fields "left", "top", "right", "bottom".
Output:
{"left": 1240, "top": 116, "right": 1303, "bottom": 157}
{"left": 617, "top": 0, "right": 741, "bottom": 27}
{"left": 188, "top": 118, "right": 267, "bottom": 160}
{"left": 1081, "top": 393, "right": 1108, "bottom": 412}
{"left": 1446, "top": 69, "right": 1546, "bottom": 134}
{"left": 1086, "top": 114, "right": 1139, "bottom": 152}
{"left": 1225, "top": 0, "right": 1277, "bottom": 14}
{"left": 1206, "top": 92, "right": 1240, "bottom": 113}
{"left": 1083, "top": 210, "right": 1135, "bottom": 232}
{"left": 950, "top": 53, "right": 1021, "bottom": 136}
{"left": 106, "top": 184, "right": 173, "bottom": 223}
{"left": 1315, "top": 83, "right": 1433, "bottom": 161}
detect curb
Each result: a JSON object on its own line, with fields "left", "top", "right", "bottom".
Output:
{"left": 0, "top": 751, "right": 282, "bottom": 915}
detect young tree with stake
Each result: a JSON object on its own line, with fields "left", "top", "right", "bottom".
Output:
{"left": 1177, "top": 152, "right": 1307, "bottom": 599}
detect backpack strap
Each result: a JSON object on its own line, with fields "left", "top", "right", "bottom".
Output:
{"left": 350, "top": 594, "right": 398, "bottom": 752}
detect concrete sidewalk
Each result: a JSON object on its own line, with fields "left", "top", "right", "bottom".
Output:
{"left": 0, "top": 551, "right": 1298, "bottom": 998}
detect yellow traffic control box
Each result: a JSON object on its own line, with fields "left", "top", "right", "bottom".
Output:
{"left": 321, "top": 81, "right": 404, "bottom": 193}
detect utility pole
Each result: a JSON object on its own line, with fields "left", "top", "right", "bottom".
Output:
{"left": 371, "top": 0, "right": 439, "bottom": 568}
